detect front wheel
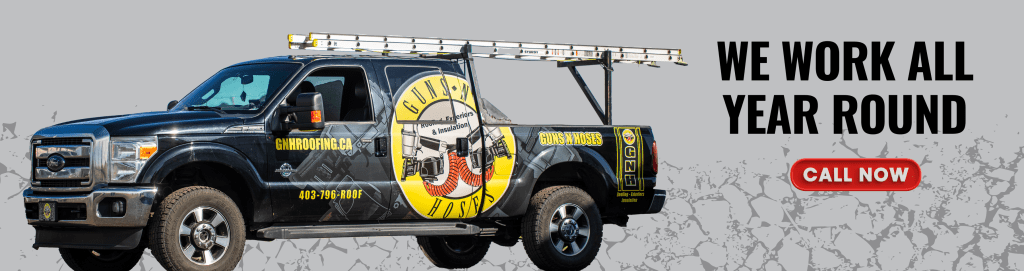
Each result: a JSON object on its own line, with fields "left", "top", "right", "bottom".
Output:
{"left": 59, "top": 246, "right": 145, "bottom": 271}
{"left": 522, "top": 186, "right": 603, "bottom": 270}
{"left": 148, "top": 186, "right": 245, "bottom": 271}
{"left": 417, "top": 235, "right": 491, "bottom": 269}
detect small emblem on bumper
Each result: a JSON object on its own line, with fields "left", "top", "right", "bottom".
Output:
{"left": 40, "top": 202, "right": 55, "bottom": 221}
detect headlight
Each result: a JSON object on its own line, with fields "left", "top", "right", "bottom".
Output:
{"left": 108, "top": 136, "right": 158, "bottom": 183}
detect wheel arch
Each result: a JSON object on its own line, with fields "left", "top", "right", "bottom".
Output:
{"left": 534, "top": 161, "right": 612, "bottom": 210}
{"left": 138, "top": 142, "right": 272, "bottom": 225}
{"left": 501, "top": 146, "right": 617, "bottom": 217}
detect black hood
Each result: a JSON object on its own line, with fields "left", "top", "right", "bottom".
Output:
{"left": 52, "top": 111, "right": 247, "bottom": 136}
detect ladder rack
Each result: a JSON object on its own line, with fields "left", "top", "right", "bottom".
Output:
{"left": 285, "top": 32, "right": 687, "bottom": 125}
{"left": 287, "top": 33, "right": 686, "bottom": 66}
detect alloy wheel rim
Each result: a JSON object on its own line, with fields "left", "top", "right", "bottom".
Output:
{"left": 548, "top": 203, "right": 590, "bottom": 256}
{"left": 178, "top": 206, "right": 230, "bottom": 266}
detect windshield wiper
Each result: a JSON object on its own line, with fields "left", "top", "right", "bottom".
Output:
{"left": 186, "top": 106, "right": 227, "bottom": 114}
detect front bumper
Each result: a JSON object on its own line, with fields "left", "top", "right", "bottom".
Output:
{"left": 646, "top": 189, "right": 666, "bottom": 213}
{"left": 24, "top": 187, "right": 157, "bottom": 227}
{"left": 24, "top": 187, "right": 156, "bottom": 250}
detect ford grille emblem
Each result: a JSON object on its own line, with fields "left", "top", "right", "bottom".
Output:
{"left": 46, "top": 154, "right": 66, "bottom": 172}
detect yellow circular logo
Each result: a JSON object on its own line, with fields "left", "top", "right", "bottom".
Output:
{"left": 622, "top": 129, "right": 636, "bottom": 145}
{"left": 42, "top": 203, "right": 52, "bottom": 220}
{"left": 390, "top": 74, "right": 516, "bottom": 219}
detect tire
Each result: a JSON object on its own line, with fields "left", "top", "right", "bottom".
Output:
{"left": 59, "top": 245, "right": 145, "bottom": 271}
{"left": 522, "top": 186, "right": 603, "bottom": 271}
{"left": 148, "top": 186, "right": 245, "bottom": 271}
{"left": 417, "top": 235, "right": 491, "bottom": 269}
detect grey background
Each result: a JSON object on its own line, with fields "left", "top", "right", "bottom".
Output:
{"left": 1, "top": 0, "right": 1021, "bottom": 270}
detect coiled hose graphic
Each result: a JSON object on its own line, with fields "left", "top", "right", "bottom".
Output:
{"left": 424, "top": 152, "right": 495, "bottom": 197}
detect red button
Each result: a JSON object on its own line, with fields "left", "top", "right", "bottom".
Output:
{"left": 790, "top": 158, "right": 921, "bottom": 191}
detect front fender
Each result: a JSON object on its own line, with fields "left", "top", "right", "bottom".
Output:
{"left": 137, "top": 142, "right": 272, "bottom": 222}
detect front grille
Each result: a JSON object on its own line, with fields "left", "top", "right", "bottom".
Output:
{"left": 32, "top": 137, "right": 93, "bottom": 189}
{"left": 36, "top": 158, "right": 89, "bottom": 168}
{"left": 38, "top": 179, "right": 89, "bottom": 187}
{"left": 38, "top": 138, "right": 89, "bottom": 146}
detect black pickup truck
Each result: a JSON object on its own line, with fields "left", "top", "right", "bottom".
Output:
{"left": 25, "top": 50, "right": 664, "bottom": 271}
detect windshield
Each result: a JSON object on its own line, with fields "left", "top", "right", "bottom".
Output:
{"left": 174, "top": 63, "right": 300, "bottom": 113}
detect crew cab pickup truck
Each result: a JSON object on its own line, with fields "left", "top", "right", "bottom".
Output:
{"left": 25, "top": 37, "right": 667, "bottom": 271}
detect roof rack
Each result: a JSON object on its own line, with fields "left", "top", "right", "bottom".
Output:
{"left": 286, "top": 33, "right": 687, "bottom": 125}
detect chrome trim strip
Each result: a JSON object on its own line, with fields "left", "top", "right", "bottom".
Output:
{"left": 224, "top": 124, "right": 266, "bottom": 134}
{"left": 34, "top": 167, "right": 90, "bottom": 180}
{"left": 35, "top": 145, "right": 91, "bottom": 159}
{"left": 24, "top": 187, "right": 157, "bottom": 227}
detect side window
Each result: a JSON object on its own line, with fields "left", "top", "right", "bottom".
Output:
{"left": 384, "top": 66, "right": 457, "bottom": 124}
{"left": 296, "top": 68, "right": 372, "bottom": 122}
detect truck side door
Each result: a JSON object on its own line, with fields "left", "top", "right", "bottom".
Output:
{"left": 268, "top": 63, "right": 394, "bottom": 222}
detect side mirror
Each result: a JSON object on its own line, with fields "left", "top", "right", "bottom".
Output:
{"left": 167, "top": 100, "right": 178, "bottom": 110}
{"left": 280, "top": 92, "right": 325, "bottom": 130}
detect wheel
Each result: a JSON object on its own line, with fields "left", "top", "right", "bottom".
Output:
{"left": 59, "top": 245, "right": 145, "bottom": 271}
{"left": 417, "top": 235, "right": 491, "bottom": 269}
{"left": 148, "top": 186, "right": 245, "bottom": 271}
{"left": 522, "top": 186, "right": 603, "bottom": 270}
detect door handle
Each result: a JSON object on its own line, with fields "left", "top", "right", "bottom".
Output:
{"left": 374, "top": 137, "right": 388, "bottom": 157}
{"left": 456, "top": 138, "right": 469, "bottom": 157}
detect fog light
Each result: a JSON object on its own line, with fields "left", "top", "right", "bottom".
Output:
{"left": 112, "top": 199, "right": 126, "bottom": 216}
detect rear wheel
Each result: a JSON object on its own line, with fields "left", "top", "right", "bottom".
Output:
{"left": 148, "top": 186, "right": 245, "bottom": 271}
{"left": 522, "top": 186, "right": 603, "bottom": 270}
{"left": 59, "top": 246, "right": 145, "bottom": 271}
{"left": 417, "top": 235, "right": 491, "bottom": 269}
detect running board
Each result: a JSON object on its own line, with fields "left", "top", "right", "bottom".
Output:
{"left": 257, "top": 222, "right": 495, "bottom": 239}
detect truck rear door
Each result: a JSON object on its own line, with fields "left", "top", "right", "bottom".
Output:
{"left": 380, "top": 64, "right": 517, "bottom": 220}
